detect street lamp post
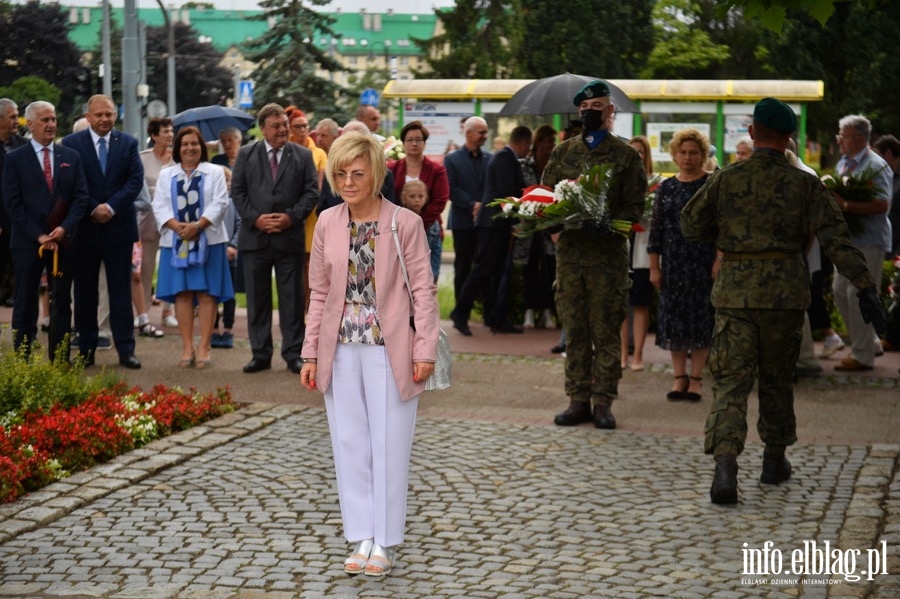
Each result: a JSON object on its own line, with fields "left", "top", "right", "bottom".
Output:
{"left": 153, "top": 0, "right": 176, "bottom": 115}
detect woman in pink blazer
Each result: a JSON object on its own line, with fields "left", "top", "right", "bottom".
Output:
{"left": 300, "top": 132, "right": 439, "bottom": 578}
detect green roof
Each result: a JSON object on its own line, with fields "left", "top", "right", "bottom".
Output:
{"left": 66, "top": 6, "right": 436, "bottom": 55}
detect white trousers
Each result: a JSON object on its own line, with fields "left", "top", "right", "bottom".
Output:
{"left": 324, "top": 343, "right": 418, "bottom": 547}
{"left": 833, "top": 245, "right": 884, "bottom": 367}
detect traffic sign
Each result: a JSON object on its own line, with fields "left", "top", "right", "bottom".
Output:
{"left": 360, "top": 88, "right": 380, "bottom": 107}
{"left": 239, "top": 81, "right": 254, "bottom": 108}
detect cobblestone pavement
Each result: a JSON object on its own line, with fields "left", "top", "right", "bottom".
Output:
{"left": 1, "top": 404, "right": 899, "bottom": 599}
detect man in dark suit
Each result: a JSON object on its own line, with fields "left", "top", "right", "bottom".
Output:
{"left": 1, "top": 101, "right": 89, "bottom": 361}
{"left": 232, "top": 103, "right": 319, "bottom": 374}
{"left": 61, "top": 95, "right": 144, "bottom": 369}
{"left": 450, "top": 126, "right": 532, "bottom": 336}
{"left": 0, "top": 98, "right": 28, "bottom": 307}
{"left": 444, "top": 116, "right": 490, "bottom": 305}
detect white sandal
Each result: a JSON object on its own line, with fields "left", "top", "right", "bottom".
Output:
{"left": 344, "top": 539, "right": 374, "bottom": 575}
{"left": 364, "top": 543, "right": 395, "bottom": 577}
{"left": 138, "top": 322, "right": 164, "bottom": 338}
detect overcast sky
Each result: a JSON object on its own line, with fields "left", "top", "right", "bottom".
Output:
{"left": 84, "top": 0, "right": 458, "bottom": 14}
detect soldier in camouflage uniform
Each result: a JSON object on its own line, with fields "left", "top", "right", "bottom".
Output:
{"left": 541, "top": 81, "right": 646, "bottom": 430}
{"left": 681, "top": 98, "right": 887, "bottom": 504}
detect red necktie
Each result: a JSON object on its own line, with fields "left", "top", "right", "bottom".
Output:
{"left": 269, "top": 149, "right": 279, "bottom": 180}
{"left": 42, "top": 147, "right": 52, "bottom": 192}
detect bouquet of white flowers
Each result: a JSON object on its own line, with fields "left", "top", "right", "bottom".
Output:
{"left": 383, "top": 136, "right": 405, "bottom": 161}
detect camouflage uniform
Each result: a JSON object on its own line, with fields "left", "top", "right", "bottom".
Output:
{"left": 542, "top": 134, "right": 646, "bottom": 405}
{"left": 681, "top": 150, "right": 875, "bottom": 456}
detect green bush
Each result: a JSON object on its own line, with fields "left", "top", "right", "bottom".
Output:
{"left": 0, "top": 340, "right": 121, "bottom": 423}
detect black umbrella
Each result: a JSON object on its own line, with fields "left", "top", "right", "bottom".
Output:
{"left": 499, "top": 73, "right": 638, "bottom": 116}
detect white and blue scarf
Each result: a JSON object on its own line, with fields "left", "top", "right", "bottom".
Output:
{"left": 170, "top": 170, "right": 208, "bottom": 268}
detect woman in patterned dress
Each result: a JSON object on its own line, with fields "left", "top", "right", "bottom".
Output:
{"left": 648, "top": 128, "right": 717, "bottom": 401}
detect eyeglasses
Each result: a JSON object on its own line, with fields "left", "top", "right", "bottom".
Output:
{"left": 334, "top": 171, "right": 368, "bottom": 184}
{"left": 292, "top": 123, "right": 310, "bottom": 130}
{"left": 404, "top": 137, "right": 425, "bottom": 144}
{"left": 836, "top": 133, "right": 861, "bottom": 141}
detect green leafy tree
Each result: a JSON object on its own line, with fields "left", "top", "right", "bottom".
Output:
{"left": 0, "top": 1, "right": 83, "bottom": 117}
{"left": 714, "top": 0, "right": 882, "bottom": 31}
{"left": 415, "top": 0, "right": 526, "bottom": 79}
{"left": 145, "top": 23, "right": 234, "bottom": 109}
{"left": 642, "top": 0, "right": 732, "bottom": 78}
{"left": 516, "top": 0, "right": 653, "bottom": 79}
{"left": 243, "top": 0, "right": 348, "bottom": 115}
{"left": 0, "top": 76, "right": 62, "bottom": 110}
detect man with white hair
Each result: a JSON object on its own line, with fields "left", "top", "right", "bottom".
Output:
{"left": 314, "top": 118, "right": 340, "bottom": 154}
{"left": 830, "top": 114, "right": 893, "bottom": 371}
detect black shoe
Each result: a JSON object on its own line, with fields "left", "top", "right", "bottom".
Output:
{"left": 450, "top": 308, "right": 472, "bottom": 336}
{"left": 550, "top": 343, "right": 566, "bottom": 354}
{"left": 592, "top": 404, "right": 617, "bottom": 429}
{"left": 243, "top": 358, "right": 272, "bottom": 373}
{"left": 760, "top": 454, "right": 792, "bottom": 485}
{"left": 78, "top": 351, "right": 95, "bottom": 367}
{"left": 286, "top": 358, "right": 303, "bottom": 374}
{"left": 490, "top": 322, "right": 524, "bottom": 334}
{"left": 553, "top": 401, "right": 592, "bottom": 426}
{"left": 118, "top": 354, "right": 142, "bottom": 369}
{"left": 710, "top": 455, "right": 739, "bottom": 504}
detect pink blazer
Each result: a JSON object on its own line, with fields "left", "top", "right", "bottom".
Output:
{"left": 302, "top": 198, "right": 439, "bottom": 400}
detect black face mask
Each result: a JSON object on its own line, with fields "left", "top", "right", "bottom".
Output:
{"left": 580, "top": 108, "right": 606, "bottom": 131}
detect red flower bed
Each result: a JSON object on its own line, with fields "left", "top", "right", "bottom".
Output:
{"left": 0, "top": 385, "right": 234, "bottom": 503}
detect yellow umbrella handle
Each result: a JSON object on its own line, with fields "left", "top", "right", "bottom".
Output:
{"left": 38, "top": 245, "right": 62, "bottom": 277}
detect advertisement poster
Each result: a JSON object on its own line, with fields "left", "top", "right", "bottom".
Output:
{"left": 402, "top": 101, "right": 475, "bottom": 157}
{"left": 647, "top": 122, "right": 711, "bottom": 162}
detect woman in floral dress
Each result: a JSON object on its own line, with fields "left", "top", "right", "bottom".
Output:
{"left": 648, "top": 128, "right": 717, "bottom": 401}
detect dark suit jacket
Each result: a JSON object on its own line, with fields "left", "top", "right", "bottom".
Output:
{"left": 478, "top": 146, "right": 527, "bottom": 229}
{"left": 231, "top": 140, "right": 318, "bottom": 254}
{"left": 61, "top": 129, "right": 143, "bottom": 247}
{"left": 0, "top": 134, "right": 28, "bottom": 231}
{"left": 443, "top": 146, "right": 490, "bottom": 230}
{"left": 1, "top": 143, "right": 90, "bottom": 249}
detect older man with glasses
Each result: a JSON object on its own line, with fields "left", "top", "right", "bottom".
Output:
{"left": 829, "top": 115, "right": 893, "bottom": 371}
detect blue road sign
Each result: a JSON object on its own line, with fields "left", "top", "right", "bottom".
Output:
{"left": 360, "top": 88, "right": 380, "bottom": 106}
{"left": 239, "top": 81, "right": 254, "bottom": 108}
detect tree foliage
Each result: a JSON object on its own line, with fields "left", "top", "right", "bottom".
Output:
{"left": 414, "top": 0, "right": 525, "bottom": 79}
{"left": 642, "top": 0, "right": 732, "bottom": 78}
{"left": 713, "top": 0, "right": 882, "bottom": 31}
{"left": 516, "top": 0, "right": 654, "bottom": 79}
{"left": 0, "top": 76, "right": 61, "bottom": 109}
{"left": 0, "top": 1, "right": 83, "bottom": 117}
{"left": 145, "top": 22, "right": 234, "bottom": 110}
{"left": 242, "top": 0, "right": 348, "bottom": 117}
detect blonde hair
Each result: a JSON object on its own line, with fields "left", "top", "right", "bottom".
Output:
{"left": 400, "top": 179, "right": 428, "bottom": 205}
{"left": 325, "top": 131, "right": 386, "bottom": 198}
{"left": 669, "top": 128, "right": 710, "bottom": 162}
{"left": 629, "top": 135, "right": 653, "bottom": 176}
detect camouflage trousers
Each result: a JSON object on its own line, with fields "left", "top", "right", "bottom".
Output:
{"left": 704, "top": 308, "right": 804, "bottom": 457}
{"left": 556, "top": 259, "right": 630, "bottom": 403}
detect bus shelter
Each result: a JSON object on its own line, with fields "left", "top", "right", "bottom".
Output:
{"left": 382, "top": 79, "right": 824, "bottom": 165}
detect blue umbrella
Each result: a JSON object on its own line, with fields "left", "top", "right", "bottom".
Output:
{"left": 171, "top": 105, "right": 256, "bottom": 141}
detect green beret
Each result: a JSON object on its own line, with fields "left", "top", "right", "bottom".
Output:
{"left": 753, "top": 97, "right": 797, "bottom": 133}
{"left": 574, "top": 80, "right": 611, "bottom": 106}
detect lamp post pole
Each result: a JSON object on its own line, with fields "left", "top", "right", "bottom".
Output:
{"left": 154, "top": 0, "right": 176, "bottom": 115}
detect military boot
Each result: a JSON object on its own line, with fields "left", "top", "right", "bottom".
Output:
{"left": 592, "top": 403, "right": 616, "bottom": 430}
{"left": 553, "top": 399, "right": 591, "bottom": 426}
{"left": 710, "top": 454, "right": 739, "bottom": 504}
{"left": 760, "top": 447, "right": 792, "bottom": 485}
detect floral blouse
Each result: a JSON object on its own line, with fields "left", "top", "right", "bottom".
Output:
{"left": 339, "top": 221, "right": 384, "bottom": 344}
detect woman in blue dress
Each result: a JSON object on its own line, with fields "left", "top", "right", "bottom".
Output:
{"left": 153, "top": 126, "right": 234, "bottom": 369}
{"left": 648, "top": 128, "right": 717, "bottom": 401}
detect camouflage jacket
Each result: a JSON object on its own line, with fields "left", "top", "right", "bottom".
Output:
{"left": 681, "top": 150, "right": 874, "bottom": 309}
{"left": 541, "top": 134, "right": 647, "bottom": 265}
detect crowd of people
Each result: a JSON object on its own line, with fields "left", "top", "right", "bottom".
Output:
{"left": 0, "top": 85, "right": 897, "bottom": 563}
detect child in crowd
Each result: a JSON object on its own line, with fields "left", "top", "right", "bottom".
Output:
{"left": 400, "top": 179, "right": 440, "bottom": 283}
